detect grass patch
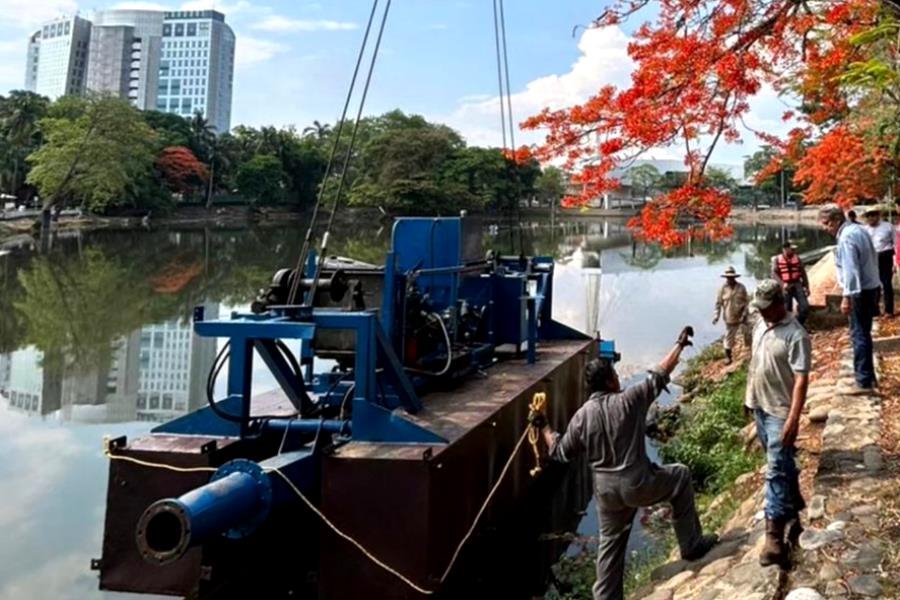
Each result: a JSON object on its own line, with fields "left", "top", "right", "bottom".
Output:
{"left": 661, "top": 368, "right": 762, "bottom": 494}
{"left": 677, "top": 343, "right": 725, "bottom": 395}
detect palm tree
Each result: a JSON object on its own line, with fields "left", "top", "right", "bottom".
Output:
{"left": 302, "top": 120, "right": 331, "bottom": 140}
{"left": 189, "top": 111, "right": 216, "bottom": 161}
{"left": 0, "top": 91, "right": 48, "bottom": 197}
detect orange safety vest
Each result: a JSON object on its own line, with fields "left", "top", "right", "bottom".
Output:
{"left": 774, "top": 253, "right": 803, "bottom": 284}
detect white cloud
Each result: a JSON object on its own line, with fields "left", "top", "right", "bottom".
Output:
{"left": 443, "top": 24, "right": 785, "bottom": 166}
{"left": 0, "top": 0, "right": 78, "bottom": 30}
{"left": 428, "top": 24, "right": 449, "bottom": 31}
{"left": 179, "top": 0, "right": 257, "bottom": 15}
{"left": 234, "top": 36, "right": 288, "bottom": 69}
{"left": 109, "top": 1, "right": 169, "bottom": 9}
{"left": 251, "top": 16, "right": 358, "bottom": 33}
{"left": 441, "top": 25, "right": 635, "bottom": 148}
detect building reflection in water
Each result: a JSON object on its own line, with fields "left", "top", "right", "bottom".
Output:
{"left": 0, "top": 302, "right": 219, "bottom": 424}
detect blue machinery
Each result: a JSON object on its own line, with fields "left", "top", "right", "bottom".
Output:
{"left": 118, "top": 216, "right": 617, "bottom": 582}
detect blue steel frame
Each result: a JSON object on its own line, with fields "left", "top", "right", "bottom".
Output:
{"left": 173, "top": 309, "right": 445, "bottom": 444}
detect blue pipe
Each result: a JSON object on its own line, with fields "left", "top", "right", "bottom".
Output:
{"left": 135, "top": 460, "right": 272, "bottom": 565}
{"left": 263, "top": 418, "right": 351, "bottom": 436}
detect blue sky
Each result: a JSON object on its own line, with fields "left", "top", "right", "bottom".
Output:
{"left": 0, "top": 0, "right": 792, "bottom": 166}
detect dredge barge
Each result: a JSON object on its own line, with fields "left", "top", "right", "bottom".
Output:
{"left": 95, "top": 216, "right": 611, "bottom": 598}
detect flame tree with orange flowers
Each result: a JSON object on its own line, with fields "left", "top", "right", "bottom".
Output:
{"left": 523, "top": 0, "right": 900, "bottom": 247}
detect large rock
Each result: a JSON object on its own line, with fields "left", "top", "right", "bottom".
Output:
{"left": 798, "top": 527, "right": 843, "bottom": 550}
{"left": 785, "top": 589, "right": 825, "bottom": 600}
{"left": 847, "top": 574, "right": 882, "bottom": 597}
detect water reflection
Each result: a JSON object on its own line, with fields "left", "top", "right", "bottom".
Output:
{"left": 0, "top": 218, "right": 829, "bottom": 598}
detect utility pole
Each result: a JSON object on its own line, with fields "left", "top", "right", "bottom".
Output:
{"left": 780, "top": 169, "right": 786, "bottom": 208}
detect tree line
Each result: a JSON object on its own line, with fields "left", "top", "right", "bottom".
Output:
{"left": 0, "top": 91, "right": 568, "bottom": 217}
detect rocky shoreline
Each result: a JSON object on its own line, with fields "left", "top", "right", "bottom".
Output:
{"left": 633, "top": 321, "right": 899, "bottom": 600}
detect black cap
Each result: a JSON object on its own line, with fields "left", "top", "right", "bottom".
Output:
{"left": 585, "top": 358, "right": 616, "bottom": 392}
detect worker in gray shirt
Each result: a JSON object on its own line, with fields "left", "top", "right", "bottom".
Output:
{"left": 531, "top": 327, "right": 718, "bottom": 600}
{"left": 745, "top": 280, "right": 811, "bottom": 567}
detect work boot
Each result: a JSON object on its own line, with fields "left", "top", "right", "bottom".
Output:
{"left": 683, "top": 533, "right": 719, "bottom": 561}
{"left": 759, "top": 518, "right": 787, "bottom": 567}
{"left": 786, "top": 517, "right": 803, "bottom": 551}
{"left": 725, "top": 349, "right": 733, "bottom": 365}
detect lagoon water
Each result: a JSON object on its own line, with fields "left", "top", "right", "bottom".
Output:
{"left": 0, "top": 217, "right": 830, "bottom": 598}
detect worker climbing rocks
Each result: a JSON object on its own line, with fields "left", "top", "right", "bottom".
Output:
{"left": 771, "top": 242, "right": 810, "bottom": 325}
{"left": 713, "top": 266, "right": 751, "bottom": 364}
{"left": 530, "top": 327, "right": 718, "bottom": 600}
{"left": 744, "top": 280, "right": 810, "bottom": 567}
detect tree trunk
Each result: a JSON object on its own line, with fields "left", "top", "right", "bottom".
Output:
{"left": 39, "top": 207, "right": 51, "bottom": 253}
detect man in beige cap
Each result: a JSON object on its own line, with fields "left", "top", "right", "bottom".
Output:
{"left": 745, "top": 279, "right": 811, "bottom": 567}
{"left": 713, "top": 266, "right": 750, "bottom": 364}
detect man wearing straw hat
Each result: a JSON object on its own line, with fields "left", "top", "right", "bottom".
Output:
{"left": 713, "top": 266, "right": 751, "bottom": 364}
{"left": 863, "top": 206, "right": 896, "bottom": 317}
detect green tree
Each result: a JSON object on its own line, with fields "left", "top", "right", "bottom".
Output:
{"left": 143, "top": 110, "right": 192, "bottom": 148}
{"left": 26, "top": 94, "right": 157, "bottom": 214}
{"left": 744, "top": 146, "right": 795, "bottom": 203}
{"left": 0, "top": 90, "right": 49, "bottom": 200}
{"left": 535, "top": 166, "right": 568, "bottom": 206}
{"left": 348, "top": 115, "right": 467, "bottom": 213}
{"left": 236, "top": 154, "right": 285, "bottom": 203}
{"left": 703, "top": 166, "right": 739, "bottom": 193}
{"left": 189, "top": 111, "right": 216, "bottom": 161}
{"left": 626, "top": 164, "right": 662, "bottom": 200}
{"left": 840, "top": 15, "right": 900, "bottom": 203}
{"left": 302, "top": 119, "right": 331, "bottom": 140}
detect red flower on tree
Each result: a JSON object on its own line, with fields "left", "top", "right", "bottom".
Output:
{"left": 155, "top": 146, "right": 209, "bottom": 196}
{"left": 523, "top": 0, "right": 881, "bottom": 247}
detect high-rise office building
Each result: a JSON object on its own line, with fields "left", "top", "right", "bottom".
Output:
{"left": 24, "top": 16, "right": 92, "bottom": 100}
{"left": 87, "top": 10, "right": 164, "bottom": 110}
{"left": 158, "top": 10, "right": 235, "bottom": 133}
{"left": 136, "top": 303, "right": 219, "bottom": 422}
{"left": 25, "top": 9, "right": 235, "bottom": 133}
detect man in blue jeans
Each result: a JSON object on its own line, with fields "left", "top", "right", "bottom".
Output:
{"left": 818, "top": 205, "right": 881, "bottom": 390}
{"left": 745, "top": 280, "right": 811, "bottom": 566}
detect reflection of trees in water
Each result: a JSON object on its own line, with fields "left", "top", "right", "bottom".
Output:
{"left": 0, "top": 219, "right": 834, "bottom": 372}
{"left": 1, "top": 223, "right": 394, "bottom": 372}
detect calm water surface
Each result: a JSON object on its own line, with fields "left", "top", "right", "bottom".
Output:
{"left": 0, "top": 218, "right": 830, "bottom": 598}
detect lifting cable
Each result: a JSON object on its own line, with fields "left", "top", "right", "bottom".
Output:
{"left": 492, "top": 0, "right": 524, "bottom": 256}
{"left": 103, "top": 392, "right": 550, "bottom": 597}
{"left": 286, "top": 0, "right": 383, "bottom": 306}
{"left": 306, "top": 0, "right": 392, "bottom": 304}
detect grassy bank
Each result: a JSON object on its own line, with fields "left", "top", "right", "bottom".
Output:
{"left": 545, "top": 349, "right": 763, "bottom": 599}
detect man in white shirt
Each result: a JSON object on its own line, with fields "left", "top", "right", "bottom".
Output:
{"left": 863, "top": 206, "right": 896, "bottom": 316}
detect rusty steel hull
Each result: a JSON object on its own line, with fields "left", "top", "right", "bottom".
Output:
{"left": 97, "top": 339, "right": 594, "bottom": 599}
{"left": 320, "top": 339, "right": 594, "bottom": 599}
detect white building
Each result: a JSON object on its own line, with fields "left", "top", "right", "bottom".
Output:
{"left": 25, "top": 9, "right": 235, "bottom": 133}
{"left": 25, "top": 16, "right": 92, "bottom": 100}
{"left": 158, "top": 10, "right": 235, "bottom": 132}
{"left": 136, "top": 303, "right": 219, "bottom": 422}
{"left": 87, "top": 10, "right": 164, "bottom": 110}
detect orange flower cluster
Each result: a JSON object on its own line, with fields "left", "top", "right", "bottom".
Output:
{"left": 627, "top": 185, "right": 732, "bottom": 249}
{"left": 155, "top": 146, "right": 209, "bottom": 195}
{"left": 524, "top": 0, "right": 882, "bottom": 245}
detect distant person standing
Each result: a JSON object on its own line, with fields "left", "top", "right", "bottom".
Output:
{"left": 771, "top": 242, "right": 810, "bottom": 325}
{"left": 713, "top": 266, "right": 751, "bottom": 365}
{"left": 818, "top": 206, "right": 881, "bottom": 391}
{"left": 863, "top": 207, "right": 896, "bottom": 317}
